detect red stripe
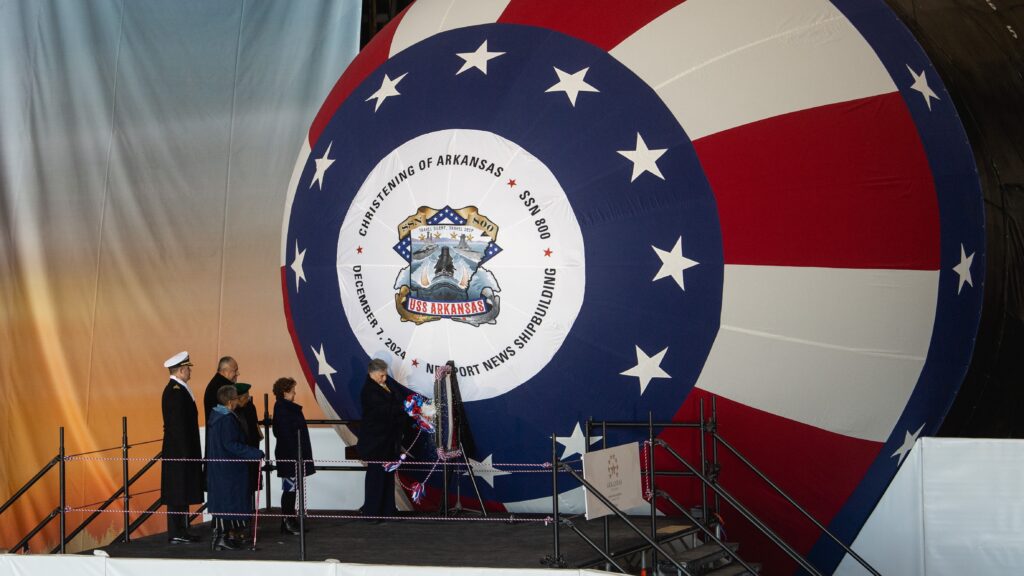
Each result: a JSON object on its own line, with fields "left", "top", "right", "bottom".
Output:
{"left": 498, "top": 0, "right": 684, "bottom": 50}
{"left": 693, "top": 93, "right": 940, "bottom": 270}
{"left": 281, "top": 267, "right": 318, "bottom": 394}
{"left": 308, "top": 5, "right": 411, "bottom": 145}
{"left": 656, "top": 389, "right": 881, "bottom": 575}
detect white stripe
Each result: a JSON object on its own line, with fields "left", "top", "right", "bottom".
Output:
{"left": 697, "top": 265, "right": 938, "bottom": 442}
{"left": 389, "top": 0, "right": 511, "bottom": 58}
{"left": 281, "top": 139, "right": 311, "bottom": 264}
{"left": 610, "top": 0, "right": 897, "bottom": 140}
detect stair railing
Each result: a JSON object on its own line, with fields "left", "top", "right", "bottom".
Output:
{"left": 656, "top": 439, "right": 824, "bottom": 576}
{"left": 544, "top": 433, "right": 694, "bottom": 575}
{"left": 708, "top": 414, "right": 881, "bottom": 575}
{"left": 654, "top": 488, "right": 760, "bottom": 575}
{"left": 591, "top": 397, "right": 883, "bottom": 576}
{"left": 1, "top": 420, "right": 166, "bottom": 553}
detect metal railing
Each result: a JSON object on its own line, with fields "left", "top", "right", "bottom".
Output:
{"left": 578, "top": 397, "right": 881, "bottom": 576}
{"left": 1, "top": 399, "right": 364, "bottom": 556}
{"left": 550, "top": 434, "right": 694, "bottom": 575}
{"left": 1, "top": 419, "right": 175, "bottom": 553}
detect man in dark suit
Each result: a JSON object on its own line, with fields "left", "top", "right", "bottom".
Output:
{"left": 203, "top": 356, "right": 239, "bottom": 420}
{"left": 160, "top": 351, "right": 204, "bottom": 544}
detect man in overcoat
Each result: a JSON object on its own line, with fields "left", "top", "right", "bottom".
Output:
{"left": 203, "top": 356, "right": 239, "bottom": 420}
{"left": 160, "top": 351, "right": 204, "bottom": 543}
{"left": 356, "top": 358, "right": 413, "bottom": 519}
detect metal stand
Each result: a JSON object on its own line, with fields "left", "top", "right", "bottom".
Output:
{"left": 443, "top": 439, "right": 487, "bottom": 517}
{"left": 435, "top": 361, "right": 486, "bottom": 517}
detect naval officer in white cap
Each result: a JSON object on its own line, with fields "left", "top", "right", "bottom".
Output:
{"left": 160, "top": 351, "right": 204, "bottom": 543}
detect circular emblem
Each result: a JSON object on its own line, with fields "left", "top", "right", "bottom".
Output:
{"left": 337, "top": 129, "right": 587, "bottom": 400}
{"left": 282, "top": 3, "right": 984, "bottom": 571}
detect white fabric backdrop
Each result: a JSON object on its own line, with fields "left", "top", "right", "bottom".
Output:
{"left": 836, "top": 438, "right": 1024, "bottom": 575}
{"left": 0, "top": 0, "right": 359, "bottom": 548}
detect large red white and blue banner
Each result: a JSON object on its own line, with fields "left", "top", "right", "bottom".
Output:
{"left": 282, "top": 0, "right": 984, "bottom": 572}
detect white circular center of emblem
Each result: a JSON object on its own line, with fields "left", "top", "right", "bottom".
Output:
{"left": 336, "top": 129, "right": 585, "bottom": 401}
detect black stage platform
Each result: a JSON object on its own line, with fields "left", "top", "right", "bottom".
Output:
{"left": 90, "top": 512, "right": 674, "bottom": 569}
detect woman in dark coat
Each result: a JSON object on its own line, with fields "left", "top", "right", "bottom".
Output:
{"left": 355, "top": 358, "right": 412, "bottom": 519}
{"left": 272, "top": 377, "right": 314, "bottom": 534}
{"left": 206, "top": 385, "right": 264, "bottom": 550}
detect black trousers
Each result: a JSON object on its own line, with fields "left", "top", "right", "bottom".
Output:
{"left": 361, "top": 463, "right": 395, "bottom": 516}
{"left": 166, "top": 504, "right": 190, "bottom": 537}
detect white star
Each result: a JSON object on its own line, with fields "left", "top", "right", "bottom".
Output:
{"left": 617, "top": 133, "right": 666, "bottom": 182}
{"left": 309, "top": 141, "right": 335, "bottom": 190}
{"left": 621, "top": 345, "right": 671, "bottom": 395}
{"left": 456, "top": 40, "right": 505, "bottom": 75}
{"left": 891, "top": 422, "right": 925, "bottom": 466}
{"left": 556, "top": 422, "right": 603, "bottom": 460}
{"left": 290, "top": 240, "right": 307, "bottom": 292}
{"left": 463, "top": 454, "right": 510, "bottom": 488}
{"left": 953, "top": 243, "right": 975, "bottom": 294}
{"left": 652, "top": 237, "right": 699, "bottom": 290}
{"left": 907, "top": 65, "right": 940, "bottom": 111}
{"left": 366, "top": 72, "right": 407, "bottom": 112}
{"left": 310, "top": 343, "right": 337, "bottom": 391}
{"left": 545, "top": 66, "right": 599, "bottom": 107}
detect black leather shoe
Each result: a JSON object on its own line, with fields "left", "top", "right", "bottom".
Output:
{"left": 280, "top": 519, "right": 301, "bottom": 535}
{"left": 168, "top": 535, "right": 194, "bottom": 544}
{"left": 212, "top": 534, "right": 239, "bottom": 551}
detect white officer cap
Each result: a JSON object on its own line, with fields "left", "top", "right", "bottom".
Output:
{"left": 163, "top": 351, "right": 194, "bottom": 369}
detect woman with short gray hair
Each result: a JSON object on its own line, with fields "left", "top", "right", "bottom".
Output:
{"left": 355, "top": 359, "right": 411, "bottom": 521}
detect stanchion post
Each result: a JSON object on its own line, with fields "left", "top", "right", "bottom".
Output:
{"left": 442, "top": 449, "right": 450, "bottom": 516}
{"left": 648, "top": 412, "right": 657, "bottom": 570}
{"left": 551, "top": 433, "right": 561, "bottom": 565}
{"left": 122, "top": 416, "right": 130, "bottom": 543}
{"left": 297, "top": 436, "right": 306, "bottom": 561}
{"left": 59, "top": 426, "right": 66, "bottom": 554}
{"left": 602, "top": 420, "right": 609, "bottom": 554}
{"left": 263, "top": 393, "right": 272, "bottom": 512}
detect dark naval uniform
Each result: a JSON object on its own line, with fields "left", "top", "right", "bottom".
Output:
{"left": 161, "top": 376, "right": 203, "bottom": 539}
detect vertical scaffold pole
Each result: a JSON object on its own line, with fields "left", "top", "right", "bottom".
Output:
{"left": 700, "top": 398, "right": 708, "bottom": 525}
{"left": 712, "top": 395, "right": 720, "bottom": 515}
{"left": 297, "top": 436, "right": 306, "bottom": 561}
{"left": 59, "top": 426, "right": 66, "bottom": 554}
{"left": 122, "top": 417, "right": 131, "bottom": 542}
{"left": 600, "top": 420, "right": 610, "bottom": 553}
